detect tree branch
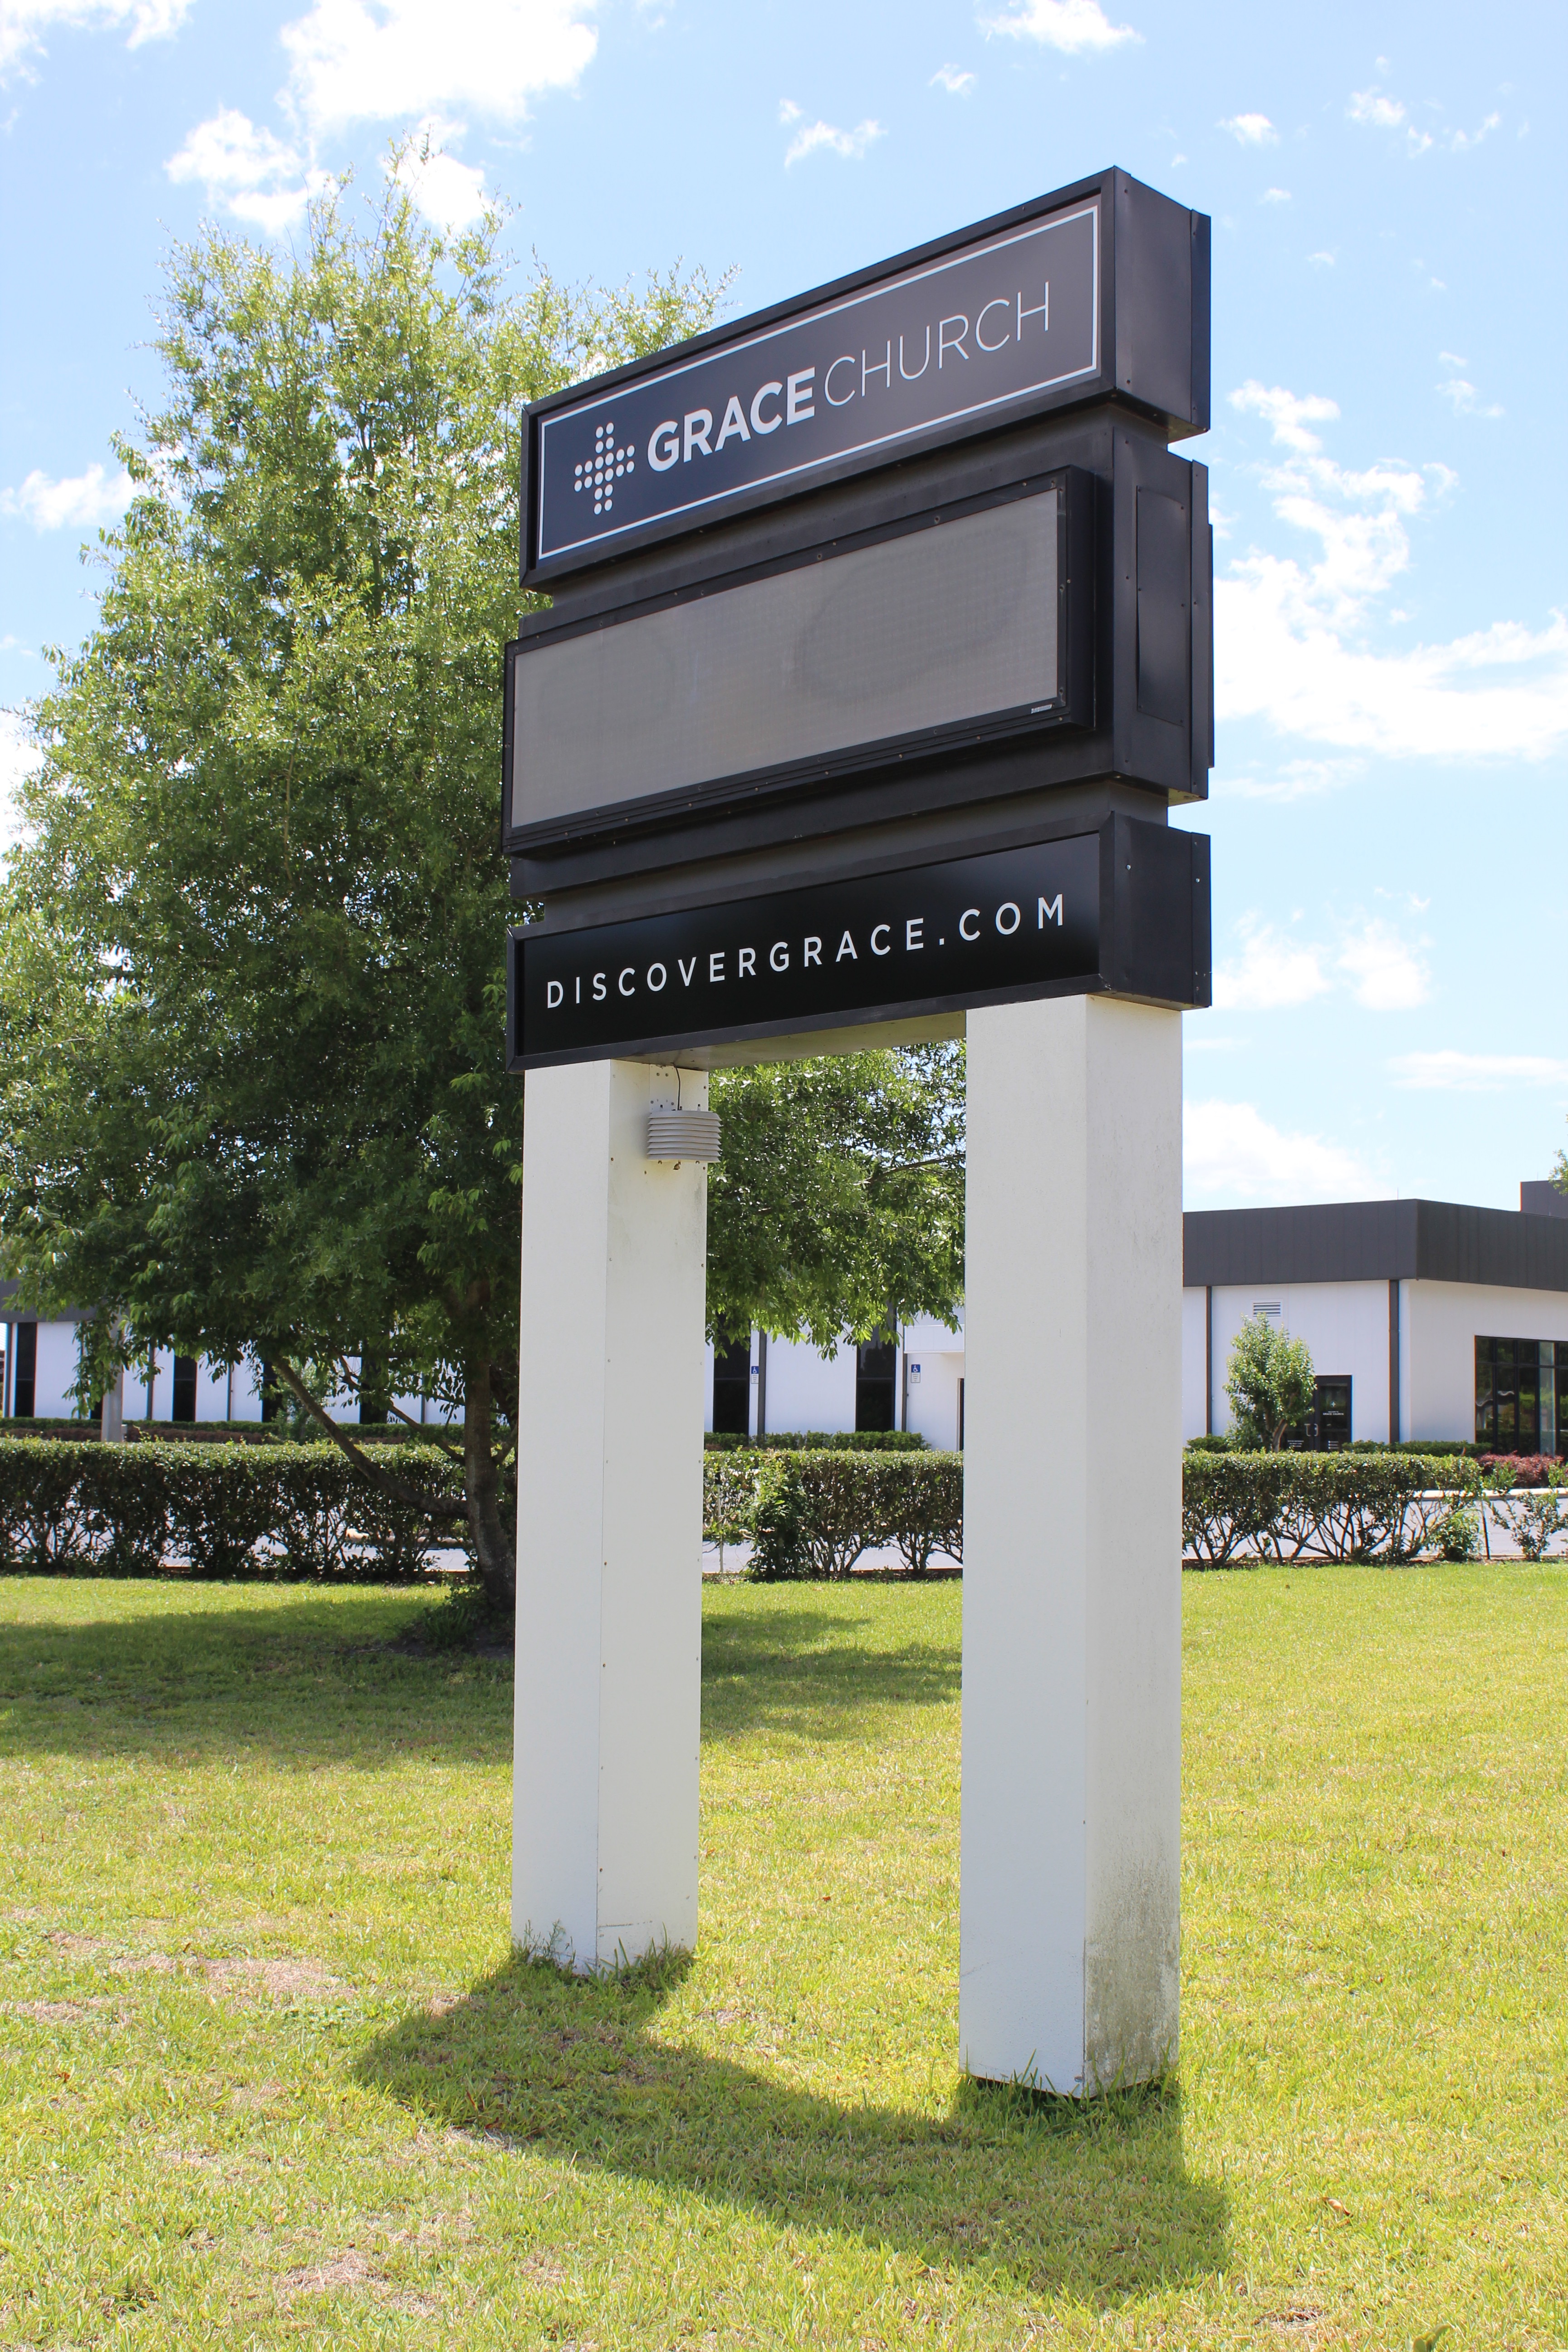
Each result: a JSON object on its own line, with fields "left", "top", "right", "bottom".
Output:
{"left": 271, "top": 1357, "right": 469, "bottom": 1519}
{"left": 866, "top": 1153, "right": 964, "bottom": 1186}
{"left": 334, "top": 1352, "right": 466, "bottom": 1472}
{"left": 382, "top": 1392, "right": 467, "bottom": 1470}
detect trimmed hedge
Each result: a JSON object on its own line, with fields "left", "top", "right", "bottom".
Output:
{"left": 0, "top": 1440, "right": 463, "bottom": 1579}
{"left": 703, "top": 1449, "right": 962, "bottom": 1578}
{"left": 703, "top": 1429, "right": 928, "bottom": 1453}
{"left": 706, "top": 1447, "right": 1568, "bottom": 1578}
{"left": 1181, "top": 1450, "right": 1568, "bottom": 1566}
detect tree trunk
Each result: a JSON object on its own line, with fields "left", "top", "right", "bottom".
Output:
{"left": 463, "top": 1356, "right": 515, "bottom": 1613}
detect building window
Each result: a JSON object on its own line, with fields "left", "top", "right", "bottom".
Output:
{"left": 1312, "top": 1376, "right": 1352, "bottom": 1450}
{"left": 1475, "top": 1336, "right": 1566, "bottom": 1454}
{"left": 712, "top": 1337, "right": 751, "bottom": 1436}
{"left": 855, "top": 1329, "right": 898, "bottom": 1432}
{"left": 14, "top": 1323, "right": 37, "bottom": 1419}
{"left": 172, "top": 1355, "right": 198, "bottom": 1423}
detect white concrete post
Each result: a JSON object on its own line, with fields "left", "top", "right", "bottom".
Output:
{"left": 513, "top": 1059, "right": 709, "bottom": 1970}
{"left": 960, "top": 994, "right": 1183, "bottom": 2092}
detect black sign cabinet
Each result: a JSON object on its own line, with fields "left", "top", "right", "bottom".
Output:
{"left": 504, "top": 165, "right": 1213, "bottom": 1070}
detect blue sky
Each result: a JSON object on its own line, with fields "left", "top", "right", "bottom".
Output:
{"left": 2, "top": 0, "right": 1565, "bottom": 1211}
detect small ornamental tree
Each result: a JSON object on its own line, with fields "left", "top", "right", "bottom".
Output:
{"left": 1224, "top": 1314, "right": 1317, "bottom": 1452}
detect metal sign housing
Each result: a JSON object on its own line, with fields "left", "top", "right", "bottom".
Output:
{"left": 508, "top": 816, "right": 1208, "bottom": 1070}
{"left": 521, "top": 168, "right": 1209, "bottom": 588}
{"left": 506, "top": 469, "right": 1092, "bottom": 860}
{"left": 504, "top": 165, "right": 1214, "bottom": 1069}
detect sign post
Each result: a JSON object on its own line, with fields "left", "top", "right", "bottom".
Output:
{"left": 513, "top": 1063, "right": 707, "bottom": 1969}
{"left": 506, "top": 167, "right": 1211, "bottom": 2087}
{"left": 961, "top": 995, "right": 1181, "bottom": 2088}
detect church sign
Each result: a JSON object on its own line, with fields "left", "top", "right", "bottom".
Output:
{"left": 505, "top": 166, "right": 1214, "bottom": 1070}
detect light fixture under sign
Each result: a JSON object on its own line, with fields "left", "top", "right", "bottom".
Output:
{"left": 647, "top": 1109, "right": 722, "bottom": 1163}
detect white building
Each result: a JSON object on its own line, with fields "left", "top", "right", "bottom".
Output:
{"left": 7, "top": 1187, "right": 1567, "bottom": 1453}
{"left": 706, "top": 1189, "right": 1568, "bottom": 1452}
{"left": 706, "top": 1309, "right": 965, "bottom": 1449}
{"left": 0, "top": 1294, "right": 434, "bottom": 1429}
{"left": 1182, "top": 1193, "right": 1568, "bottom": 1450}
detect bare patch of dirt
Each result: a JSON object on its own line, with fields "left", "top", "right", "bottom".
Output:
{"left": 276, "top": 2246, "right": 439, "bottom": 2319}
{"left": 9, "top": 1996, "right": 125, "bottom": 2024}
{"left": 279, "top": 2249, "right": 376, "bottom": 2298}
{"left": 201, "top": 1957, "right": 344, "bottom": 2003}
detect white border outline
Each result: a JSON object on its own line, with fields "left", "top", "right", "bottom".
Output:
{"left": 536, "top": 203, "right": 1099, "bottom": 564}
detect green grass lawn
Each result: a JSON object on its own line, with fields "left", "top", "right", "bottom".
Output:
{"left": 0, "top": 1567, "right": 1563, "bottom": 2349}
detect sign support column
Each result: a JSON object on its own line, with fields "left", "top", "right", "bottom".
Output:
{"left": 513, "top": 1059, "right": 708, "bottom": 1970}
{"left": 960, "top": 993, "right": 1182, "bottom": 2090}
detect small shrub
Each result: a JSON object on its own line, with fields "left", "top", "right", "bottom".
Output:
{"left": 1430, "top": 1505, "right": 1478, "bottom": 1562}
{"left": 1488, "top": 1468, "right": 1568, "bottom": 1563}
{"left": 706, "top": 1449, "right": 962, "bottom": 1580}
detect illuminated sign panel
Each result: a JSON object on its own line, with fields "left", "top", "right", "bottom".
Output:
{"left": 507, "top": 818, "right": 1210, "bottom": 1069}
{"left": 512, "top": 835, "right": 1101, "bottom": 1067}
{"left": 531, "top": 202, "right": 1098, "bottom": 571}
{"left": 506, "top": 480, "right": 1088, "bottom": 853}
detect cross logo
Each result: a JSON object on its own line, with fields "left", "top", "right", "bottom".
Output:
{"left": 573, "top": 420, "right": 636, "bottom": 518}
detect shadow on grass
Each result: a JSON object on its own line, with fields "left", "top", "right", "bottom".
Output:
{"left": 0, "top": 1587, "right": 961, "bottom": 1763}
{"left": 356, "top": 1948, "right": 1228, "bottom": 2307}
{"left": 0, "top": 1588, "right": 513, "bottom": 1769}
{"left": 701, "top": 1605, "right": 961, "bottom": 1740}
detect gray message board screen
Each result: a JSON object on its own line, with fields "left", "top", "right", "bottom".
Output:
{"left": 509, "top": 486, "right": 1065, "bottom": 848}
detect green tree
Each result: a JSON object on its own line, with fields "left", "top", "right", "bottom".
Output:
{"left": 706, "top": 1043, "right": 965, "bottom": 1351}
{"left": 0, "top": 173, "right": 721, "bottom": 1611}
{"left": 1224, "top": 1314, "right": 1317, "bottom": 1452}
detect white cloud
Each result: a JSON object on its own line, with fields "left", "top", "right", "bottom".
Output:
{"left": 1348, "top": 87, "right": 1404, "bottom": 129}
{"left": 1336, "top": 919, "right": 1428, "bottom": 1010}
{"left": 164, "top": 105, "right": 331, "bottom": 229}
{"left": 1450, "top": 112, "right": 1499, "bottom": 152}
{"left": 1185, "top": 1099, "right": 1376, "bottom": 1205}
{"left": 979, "top": 0, "right": 1139, "bottom": 54}
{"left": 1230, "top": 380, "right": 1341, "bottom": 455}
{"left": 1261, "top": 186, "right": 1291, "bottom": 203}
{"left": 280, "top": 0, "right": 598, "bottom": 136}
{"left": 1219, "top": 111, "right": 1276, "bottom": 145}
{"left": 166, "top": 1, "right": 598, "bottom": 228}
{"left": 1212, "top": 915, "right": 1329, "bottom": 1012}
{"left": 930, "top": 62, "right": 976, "bottom": 94}
{"left": 1216, "top": 755, "right": 1360, "bottom": 802}
{"left": 1388, "top": 1052, "right": 1568, "bottom": 1093}
{"left": 1213, "top": 908, "right": 1429, "bottom": 1014}
{"left": 778, "top": 99, "right": 883, "bottom": 167}
{"left": 393, "top": 118, "right": 490, "bottom": 230}
{"left": 168, "top": 106, "right": 301, "bottom": 190}
{"left": 1308, "top": 250, "right": 1336, "bottom": 268}
{"left": 1349, "top": 86, "right": 1500, "bottom": 155}
{"left": 1438, "top": 374, "right": 1504, "bottom": 418}
{"left": 0, "top": 461, "right": 133, "bottom": 530}
{"left": 0, "top": 0, "right": 189, "bottom": 79}
{"left": 0, "top": 710, "right": 39, "bottom": 855}
{"left": 1217, "top": 380, "right": 1568, "bottom": 761}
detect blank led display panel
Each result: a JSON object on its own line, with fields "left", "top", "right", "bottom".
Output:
{"left": 507, "top": 482, "right": 1081, "bottom": 848}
